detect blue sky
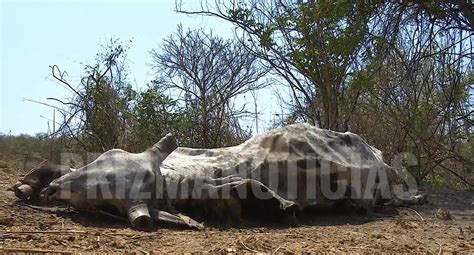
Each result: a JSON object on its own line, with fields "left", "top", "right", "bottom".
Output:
{"left": 1, "top": 0, "right": 275, "bottom": 135}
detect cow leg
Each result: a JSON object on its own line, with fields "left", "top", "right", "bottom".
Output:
{"left": 226, "top": 190, "right": 242, "bottom": 224}
{"left": 203, "top": 179, "right": 245, "bottom": 192}
{"left": 149, "top": 208, "right": 203, "bottom": 229}
{"left": 127, "top": 202, "right": 153, "bottom": 230}
{"left": 209, "top": 175, "right": 243, "bottom": 185}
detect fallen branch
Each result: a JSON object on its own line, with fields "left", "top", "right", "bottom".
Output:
{"left": 5, "top": 230, "right": 86, "bottom": 234}
{"left": 394, "top": 217, "right": 435, "bottom": 222}
{"left": 398, "top": 207, "right": 425, "bottom": 221}
{"left": 239, "top": 237, "right": 263, "bottom": 253}
{"left": 130, "top": 233, "right": 162, "bottom": 240}
{"left": 1, "top": 248, "right": 73, "bottom": 254}
{"left": 21, "top": 203, "right": 128, "bottom": 223}
{"left": 20, "top": 203, "right": 68, "bottom": 213}
{"left": 95, "top": 209, "right": 128, "bottom": 222}
{"left": 274, "top": 245, "right": 282, "bottom": 253}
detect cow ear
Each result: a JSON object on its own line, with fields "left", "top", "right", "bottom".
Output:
{"left": 149, "top": 133, "right": 178, "bottom": 158}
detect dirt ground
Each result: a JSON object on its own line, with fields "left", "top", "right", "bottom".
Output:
{"left": 0, "top": 170, "right": 472, "bottom": 254}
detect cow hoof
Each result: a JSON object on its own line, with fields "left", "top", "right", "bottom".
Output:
{"left": 411, "top": 194, "right": 427, "bottom": 205}
{"left": 128, "top": 203, "right": 153, "bottom": 230}
{"left": 389, "top": 194, "right": 427, "bottom": 206}
{"left": 14, "top": 184, "right": 33, "bottom": 200}
{"left": 402, "top": 194, "right": 427, "bottom": 205}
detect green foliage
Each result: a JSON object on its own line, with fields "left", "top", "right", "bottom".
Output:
{"left": 220, "top": 0, "right": 381, "bottom": 129}
{"left": 0, "top": 133, "right": 57, "bottom": 173}
{"left": 50, "top": 29, "right": 256, "bottom": 153}
{"left": 126, "top": 84, "right": 195, "bottom": 151}
{"left": 0, "top": 133, "right": 49, "bottom": 157}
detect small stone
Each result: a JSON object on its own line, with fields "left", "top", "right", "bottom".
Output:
{"left": 225, "top": 247, "right": 236, "bottom": 253}
{"left": 0, "top": 217, "right": 14, "bottom": 226}
{"left": 371, "top": 231, "right": 384, "bottom": 239}
{"left": 435, "top": 208, "right": 452, "bottom": 220}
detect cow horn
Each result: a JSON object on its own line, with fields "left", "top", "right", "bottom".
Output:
{"left": 128, "top": 203, "right": 153, "bottom": 230}
{"left": 150, "top": 133, "right": 178, "bottom": 156}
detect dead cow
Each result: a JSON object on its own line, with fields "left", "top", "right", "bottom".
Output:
{"left": 13, "top": 123, "right": 424, "bottom": 230}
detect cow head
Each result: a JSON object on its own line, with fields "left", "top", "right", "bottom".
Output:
{"left": 10, "top": 164, "right": 71, "bottom": 201}
{"left": 42, "top": 133, "right": 177, "bottom": 230}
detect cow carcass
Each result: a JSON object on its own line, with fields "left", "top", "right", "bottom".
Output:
{"left": 13, "top": 123, "right": 423, "bottom": 230}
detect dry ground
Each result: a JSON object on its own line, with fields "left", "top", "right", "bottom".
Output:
{"left": 0, "top": 170, "right": 472, "bottom": 253}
